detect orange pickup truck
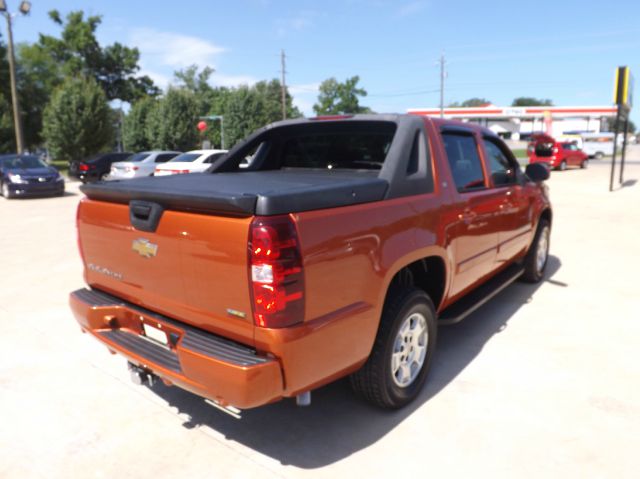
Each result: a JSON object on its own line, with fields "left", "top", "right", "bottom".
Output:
{"left": 70, "top": 114, "right": 551, "bottom": 410}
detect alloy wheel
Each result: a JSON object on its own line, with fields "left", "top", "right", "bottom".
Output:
{"left": 391, "top": 312, "right": 428, "bottom": 388}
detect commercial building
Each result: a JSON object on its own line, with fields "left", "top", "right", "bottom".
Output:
{"left": 407, "top": 104, "right": 618, "bottom": 140}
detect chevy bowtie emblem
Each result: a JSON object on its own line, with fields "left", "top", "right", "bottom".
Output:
{"left": 132, "top": 238, "right": 158, "bottom": 258}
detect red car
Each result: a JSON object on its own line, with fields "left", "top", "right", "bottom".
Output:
{"left": 528, "top": 138, "right": 588, "bottom": 171}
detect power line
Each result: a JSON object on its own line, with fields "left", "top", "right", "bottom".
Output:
{"left": 368, "top": 88, "right": 440, "bottom": 98}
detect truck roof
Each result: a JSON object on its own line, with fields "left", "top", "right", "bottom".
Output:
{"left": 259, "top": 113, "right": 497, "bottom": 139}
{"left": 80, "top": 114, "right": 496, "bottom": 217}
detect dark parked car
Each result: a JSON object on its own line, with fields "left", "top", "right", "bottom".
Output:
{"left": 69, "top": 152, "right": 132, "bottom": 183}
{"left": 0, "top": 154, "right": 65, "bottom": 199}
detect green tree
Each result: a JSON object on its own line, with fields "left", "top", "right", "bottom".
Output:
{"left": 254, "top": 79, "right": 301, "bottom": 121}
{"left": 610, "top": 117, "right": 636, "bottom": 134}
{"left": 0, "top": 11, "right": 159, "bottom": 151}
{"left": 224, "top": 85, "right": 264, "bottom": 148}
{"left": 146, "top": 88, "right": 199, "bottom": 151}
{"left": 123, "top": 96, "right": 157, "bottom": 151}
{"left": 37, "top": 10, "right": 159, "bottom": 102}
{"left": 313, "top": 76, "right": 370, "bottom": 115}
{"left": 14, "top": 43, "right": 63, "bottom": 149}
{"left": 223, "top": 80, "right": 302, "bottom": 147}
{"left": 43, "top": 76, "right": 114, "bottom": 163}
{"left": 511, "top": 97, "right": 553, "bottom": 107}
{"left": 448, "top": 97, "right": 491, "bottom": 107}
{"left": 0, "top": 95, "right": 14, "bottom": 153}
{"left": 0, "top": 33, "right": 15, "bottom": 152}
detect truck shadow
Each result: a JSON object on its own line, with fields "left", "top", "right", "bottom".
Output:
{"left": 149, "top": 255, "right": 562, "bottom": 469}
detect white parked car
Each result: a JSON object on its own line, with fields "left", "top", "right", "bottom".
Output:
{"left": 154, "top": 150, "right": 228, "bottom": 176}
{"left": 109, "top": 151, "right": 181, "bottom": 179}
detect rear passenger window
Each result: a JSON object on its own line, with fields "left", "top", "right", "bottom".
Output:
{"left": 204, "top": 153, "right": 225, "bottom": 164}
{"left": 442, "top": 132, "right": 485, "bottom": 192}
{"left": 155, "top": 154, "right": 176, "bottom": 163}
{"left": 483, "top": 139, "right": 517, "bottom": 187}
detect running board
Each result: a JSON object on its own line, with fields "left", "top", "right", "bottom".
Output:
{"left": 438, "top": 264, "right": 524, "bottom": 325}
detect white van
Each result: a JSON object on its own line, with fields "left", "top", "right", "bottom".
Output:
{"left": 581, "top": 133, "right": 614, "bottom": 159}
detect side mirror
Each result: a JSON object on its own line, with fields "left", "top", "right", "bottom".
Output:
{"left": 525, "top": 163, "right": 550, "bottom": 183}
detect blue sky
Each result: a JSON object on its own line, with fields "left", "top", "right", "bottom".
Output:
{"left": 7, "top": 0, "right": 640, "bottom": 124}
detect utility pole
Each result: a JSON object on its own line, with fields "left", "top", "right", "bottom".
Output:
{"left": 438, "top": 52, "right": 446, "bottom": 119}
{"left": 1, "top": 1, "right": 31, "bottom": 154}
{"left": 280, "top": 49, "right": 287, "bottom": 120}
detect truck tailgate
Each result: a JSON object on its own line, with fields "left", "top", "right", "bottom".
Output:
{"left": 78, "top": 198, "right": 255, "bottom": 346}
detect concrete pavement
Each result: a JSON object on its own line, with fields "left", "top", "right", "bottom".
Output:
{"left": 1, "top": 151, "right": 639, "bottom": 478}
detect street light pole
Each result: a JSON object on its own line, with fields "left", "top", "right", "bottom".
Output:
{"left": 1, "top": 1, "right": 31, "bottom": 154}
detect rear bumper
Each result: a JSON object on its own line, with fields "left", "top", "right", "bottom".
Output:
{"left": 69, "top": 288, "right": 284, "bottom": 409}
{"left": 529, "top": 157, "right": 555, "bottom": 167}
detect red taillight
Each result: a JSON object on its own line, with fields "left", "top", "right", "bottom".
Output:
{"left": 249, "top": 215, "right": 304, "bottom": 328}
{"left": 79, "top": 163, "right": 89, "bottom": 171}
{"left": 75, "top": 200, "right": 86, "bottom": 266}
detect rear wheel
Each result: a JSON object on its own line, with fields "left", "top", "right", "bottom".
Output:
{"left": 581, "top": 159, "right": 588, "bottom": 169}
{"left": 350, "top": 287, "right": 437, "bottom": 409}
{"left": 595, "top": 151, "right": 604, "bottom": 160}
{"left": 521, "top": 218, "right": 550, "bottom": 283}
{"left": 558, "top": 160, "right": 567, "bottom": 171}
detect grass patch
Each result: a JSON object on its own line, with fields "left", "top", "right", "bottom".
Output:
{"left": 50, "top": 160, "right": 69, "bottom": 176}
{"left": 511, "top": 148, "right": 528, "bottom": 158}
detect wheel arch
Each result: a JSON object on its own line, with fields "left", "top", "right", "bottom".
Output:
{"left": 539, "top": 207, "right": 552, "bottom": 227}
{"left": 383, "top": 254, "right": 448, "bottom": 313}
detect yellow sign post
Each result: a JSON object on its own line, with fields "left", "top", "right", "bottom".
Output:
{"left": 610, "top": 66, "right": 634, "bottom": 191}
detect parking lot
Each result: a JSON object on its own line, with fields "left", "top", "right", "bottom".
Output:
{"left": 1, "top": 150, "right": 639, "bottom": 478}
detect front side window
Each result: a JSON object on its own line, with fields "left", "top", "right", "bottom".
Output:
{"left": 442, "top": 132, "right": 485, "bottom": 192}
{"left": 483, "top": 138, "right": 518, "bottom": 187}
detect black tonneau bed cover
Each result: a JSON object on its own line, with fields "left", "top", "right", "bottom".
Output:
{"left": 80, "top": 169, "right": 388, "bottom": 216}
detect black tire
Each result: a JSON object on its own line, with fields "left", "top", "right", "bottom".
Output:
{"left": 350, "top": 287, "right": 437, "bottom": 409}
{"left": 521, "top": 218, "right": 550, "bottom": 283}
{"left": 595, "top": 151, "right": 604, "bottom": 160}
{"left": 1, "top": 182, "right": 12, "bottom": 199}
{"left": 558, "top": 160, "right": 567, "bottom": 171}
{"left": 581, "top": 159, "right": 588, "bottom": 169}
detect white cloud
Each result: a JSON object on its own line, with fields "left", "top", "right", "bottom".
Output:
{"left": 396, "top": 1, "right": 428, "bottom": 17}
{"left": 276, "top": 11, "right": 318, "bottom": 37}
{"left": 129, "top": 28, "right": 261, "bottom": 90}
{"left": 130, "top": 28, "right": 225, "bottom": 69}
